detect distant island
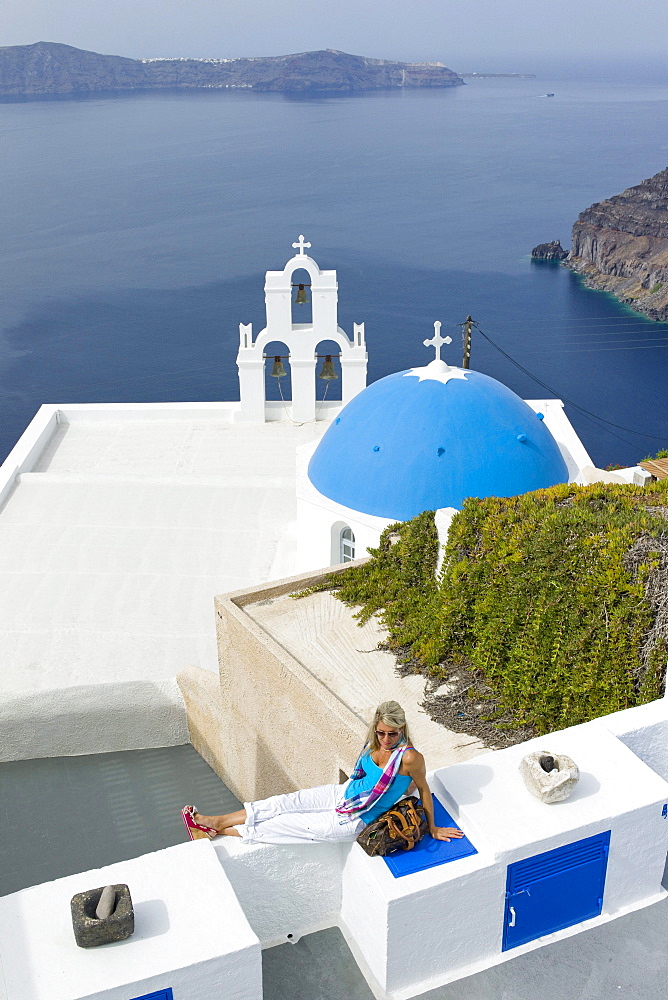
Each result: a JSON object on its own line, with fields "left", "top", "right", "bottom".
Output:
{"left": 564, "top": 167, "right": 668, "bottom": 322}
{"left": 0, "top": 42, "right": 464, "bottom": 98}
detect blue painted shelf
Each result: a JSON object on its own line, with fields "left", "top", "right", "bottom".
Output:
{"left": 384, "top": 796, "right": 477, "bottom": 878}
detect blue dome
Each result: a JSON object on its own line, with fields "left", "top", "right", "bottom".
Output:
{"left": 308, "top": 363, "right": 569, "bottom": 520}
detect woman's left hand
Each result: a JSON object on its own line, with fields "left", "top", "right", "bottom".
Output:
{"left": 430, "top": 826, "right": 464, "bottom": 842}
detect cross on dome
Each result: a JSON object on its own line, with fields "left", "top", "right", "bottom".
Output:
{"left": 292, "top": 235, "right": 311, "bottom": 256}
{"left": 423, "top": 321, "right": 452, "bottom": 362}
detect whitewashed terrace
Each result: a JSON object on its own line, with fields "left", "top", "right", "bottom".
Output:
{"left": 0, "top": 408, "right": 329, "bottom": 698}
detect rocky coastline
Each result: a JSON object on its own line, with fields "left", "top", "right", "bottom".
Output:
{"left": 0, "top": 42, "right": 463, "bottom": 98}
{"left": 564, "top": 167, "right": 668, "bottom": 321}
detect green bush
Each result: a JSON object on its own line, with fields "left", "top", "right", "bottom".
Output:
{"left": 316, "top": 482, "right": 668, "bottom": 736}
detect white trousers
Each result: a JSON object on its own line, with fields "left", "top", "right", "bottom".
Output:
{"left": 236, "top": 783, "right": 365, "bottom": 844}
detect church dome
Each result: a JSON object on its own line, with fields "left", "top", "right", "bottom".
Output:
{"left": 308, "top": 360, "right": 569, "bottom": 520}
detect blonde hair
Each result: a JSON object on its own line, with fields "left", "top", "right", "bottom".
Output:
{"left": 366, "top": 701, "right": 411, "bottom": 753}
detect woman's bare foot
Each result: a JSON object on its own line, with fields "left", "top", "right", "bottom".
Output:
{"left": 194, "top": 808, "right": 246, "bottom": 835}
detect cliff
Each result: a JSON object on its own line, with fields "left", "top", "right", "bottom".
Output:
{"left": 566, "top": 167, "right": 668, "bottom": 321}
{"left": 0, "top": 42, "right": 464, "bottom": 97}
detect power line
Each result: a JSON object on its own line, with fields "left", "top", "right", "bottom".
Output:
{"left": 551, "top": 337, "right": 668, "bottom": 346}
{"left": 508, "top": 318, "right": 668, "bottom": 328}
{"left": 470, "top": 321, "right": 668, "bottom": 445}
{"left": 554, "top": 343, "right": 668, "bottom": 352}
{"left": 487, "top": 313, "right": 668, "bottom": 326}
{"left": 501, "top": 325, "right": 668, "bottom": 337}
{"left": 513, "top": 331, "right": 668, "bottom": 342}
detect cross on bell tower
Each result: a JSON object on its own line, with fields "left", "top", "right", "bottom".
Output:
{"left": 292, "top": 235, "right": 311, "bottom": 256}
{"left": 423, "top": 321, "right": 452, "bottom": 363}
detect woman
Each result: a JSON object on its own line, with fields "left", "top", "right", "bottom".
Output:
{"left": 182, "top": 701, "right": 463, "bottom": 845}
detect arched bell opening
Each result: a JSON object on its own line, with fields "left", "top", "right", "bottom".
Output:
{"left": 314, "top": 339, "right": 342, "bottom": 401}
{"left": 263, "top": 340, "right": 292, "bottom": 403}
{"left": 290, "top": 267, "right": 313, "bottom": 327}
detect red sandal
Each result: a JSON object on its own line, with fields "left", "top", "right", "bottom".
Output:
{"left": 181, "top": 805, "right": 219, "bottom": 840}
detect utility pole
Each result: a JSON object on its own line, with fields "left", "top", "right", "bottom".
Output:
{"left": 462, "top": 315, "right": 474, "bottom": 369}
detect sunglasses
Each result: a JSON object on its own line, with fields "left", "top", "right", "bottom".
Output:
{"left": 375, "top": 730, "right": 400, "bottom": 740}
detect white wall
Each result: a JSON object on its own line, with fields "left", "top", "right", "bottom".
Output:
{"left": 0, "top": 679, "right": 189, "bottom": 762}
{"left": 603, "top": 697, "right": 668, "bottom": 781}
{"left": 0, "top": 842, "right": 262, "bottom": 1000}
{"left": 525, "top": 398, "right": 592, "bottom": 480}
{"left": 434, "top": 507, "right": 458, "bottom": 574}
{"left": 213, "top": 838, "right": 347, "bottom": 947}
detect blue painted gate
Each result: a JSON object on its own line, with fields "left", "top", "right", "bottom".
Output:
{"left": 503, "top": 830, "right": 610, "bottom": 950}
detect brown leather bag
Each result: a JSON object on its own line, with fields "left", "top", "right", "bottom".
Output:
{"left": 356, "top": 796, "right": 428, "bottom": 857}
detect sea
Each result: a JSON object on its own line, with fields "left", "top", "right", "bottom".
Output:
{"left": 1, "top": 69, "right": 668, "bottom": 467}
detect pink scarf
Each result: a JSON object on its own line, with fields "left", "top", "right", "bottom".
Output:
{"left": 336, "top": 742, "right": 411, "bottom": 821}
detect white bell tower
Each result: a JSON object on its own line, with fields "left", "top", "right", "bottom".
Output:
{"left": 236, "top": 237, "right": 368, "bottom": 422}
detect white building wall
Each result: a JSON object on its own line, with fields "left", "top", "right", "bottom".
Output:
{"left": 295, "top": 439, "right": 392, "bottom": 573}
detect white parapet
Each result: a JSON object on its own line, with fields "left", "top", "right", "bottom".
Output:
{"left": 340, "top": 720, "right": 668, "bottom": 999}
{"left": 577, "top": 464, "right": 652, "bottom": 487}
{"left": 0, "top": 404, "right": 60, "bottom": 508}
{"left": 0, "top": 841, "right": 261, "bottom": 1000}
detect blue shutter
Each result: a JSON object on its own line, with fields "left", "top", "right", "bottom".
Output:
{"left": 503, "top": 831, "right": 610, "bottom": 950}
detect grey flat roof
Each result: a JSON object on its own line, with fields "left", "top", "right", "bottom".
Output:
{"left": 0, "top": 745, "right": 240, "bottom": 897}
{"left": 265, "top": 910, "right": 668, "bottom": 1000}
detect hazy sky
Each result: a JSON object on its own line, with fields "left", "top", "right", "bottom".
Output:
{"left": 2, "top": 0, "right": 667, "bottom": 70}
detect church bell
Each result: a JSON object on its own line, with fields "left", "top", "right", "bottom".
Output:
{"left": 294, "top": 283, "right": 309, "bottom": 305}
{"left": 318, "top": 355, "right": 338, "bottom": 381}
{"left": 270, "top": 356, "right": 287, "bottom": 378}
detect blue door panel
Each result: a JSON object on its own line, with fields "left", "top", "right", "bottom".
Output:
{"left": 130, "top": 991, "right": 173, "bottom": 1000}
{"left": 503, "top": 831, "right": 610, "bottom": 951}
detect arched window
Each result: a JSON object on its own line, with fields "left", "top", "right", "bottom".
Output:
{"left": 340, "top": 526, "right": 355, "bottom": 563}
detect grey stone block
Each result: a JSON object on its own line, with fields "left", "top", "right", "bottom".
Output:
{"left": 70, "top": 883, "right": 134, "bottom": 948}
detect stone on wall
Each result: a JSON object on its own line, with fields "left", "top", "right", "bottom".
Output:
{"left": 71, "top": 884, "right": 133, "bottom": 948}
{"left": 519, "top": 750, "right": 579, "bottom": 803}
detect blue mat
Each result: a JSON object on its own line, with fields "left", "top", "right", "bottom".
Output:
{"left": 383, "top": 797, "right": 477, "bottom": 878}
